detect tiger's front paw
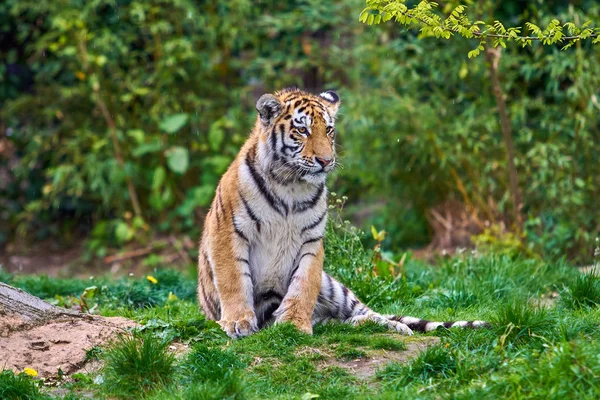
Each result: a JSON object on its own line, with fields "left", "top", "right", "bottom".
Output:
{"left": 274, "top": 303, "right": 313, "bottom": 335}
{"left": 218, "top": 310, "right": 258, "bottom": 339}
{"left": 275, "top": 314, "right": 313, "bottom": 335}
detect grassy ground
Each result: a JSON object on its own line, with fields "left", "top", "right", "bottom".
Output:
{"left": 2, "top": 224, "right": 600, "bottom": 399}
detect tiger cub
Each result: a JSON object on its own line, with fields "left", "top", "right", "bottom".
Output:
{"left": 197, "top": 88, "right": 486, "bottom": 339}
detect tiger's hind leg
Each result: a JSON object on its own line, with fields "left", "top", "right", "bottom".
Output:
{"left": 312, "top": 272, "right": 488, "bottom": 334}
{"left": 312, "top": 272, "right": 413, "bottom": 335}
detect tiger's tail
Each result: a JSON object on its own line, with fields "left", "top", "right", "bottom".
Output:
{"left": 313, "top": 272, "right": 489, "bottom": 335}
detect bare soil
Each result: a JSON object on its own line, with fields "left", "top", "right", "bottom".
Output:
{"left": 0, "top": 312, "right": 136, "bottom": 378}
{"left": 298, "top": 335, "right": 441, "bottom": 379}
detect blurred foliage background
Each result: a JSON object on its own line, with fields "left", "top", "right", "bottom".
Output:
{"left": 0, "top": 0, "right": 599, "bottom": 263}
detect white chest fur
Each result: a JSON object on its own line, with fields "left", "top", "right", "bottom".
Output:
{"left": 236, "top": 162, "right": 328, "bottom": 295}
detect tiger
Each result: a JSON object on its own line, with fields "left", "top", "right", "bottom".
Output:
{"left": 197, "top": 87, "right": 487, "bottom": 339}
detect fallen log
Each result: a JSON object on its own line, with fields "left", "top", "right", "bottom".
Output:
{"left": 0, "top": 282, "right": 136, "bottom": 378}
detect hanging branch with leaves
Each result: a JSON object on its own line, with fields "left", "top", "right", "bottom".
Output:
{"left": 359, "top": 0, "right": 600, "bottom": 57}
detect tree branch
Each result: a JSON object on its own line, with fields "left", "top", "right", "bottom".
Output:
{"left": 484, "top": 46, "right": 523, "bottom": 231}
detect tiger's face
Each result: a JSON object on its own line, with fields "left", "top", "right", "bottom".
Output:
{"left": 256, "top": 88, "right": 340, "bottom": 184}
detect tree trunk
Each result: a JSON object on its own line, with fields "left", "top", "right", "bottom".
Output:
{"left": 485, "top": 46, "right": 523, "bottom": 232}
{"left": 0, "top": 282, "right": 81, "bottom": 324}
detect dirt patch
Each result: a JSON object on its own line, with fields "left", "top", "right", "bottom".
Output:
{"left": 0, "top": 313, "right": 136, "bottom": 378}
{"left": 0, "top": 235, "right": 195, "bottom": 278}
{"left": 298, "top": 336, "right": 440, "bottom": 379}
{"left": 331, "top": 336, "right": 440, "bottom": 379}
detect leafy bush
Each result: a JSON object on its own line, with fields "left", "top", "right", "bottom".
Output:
{"left": 1, "top": 0, "right": 599, "bottom": 263}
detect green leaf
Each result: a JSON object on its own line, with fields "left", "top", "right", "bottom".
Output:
{"left": 132, "top": 139, "right": 163, "bottom": 157}
{"left": 159, "top": 113, "right": 189, "bottom": 134}
{"left": 82, "top": 286, "right": 98, "bottom": 299}
{"left": 166, "top": 146, "right": 189, "bottom": 174}
{"left": 152, "top": 166, "right": 166, "bottom": 190}
{"left": 127, "top": 129, "right": 145, "bottom": 143}
{"left": 209, "top": 124, "right": 224, "bottom": 151}
{"left": 114, "top": 221, "right": 133, "bottom": 243}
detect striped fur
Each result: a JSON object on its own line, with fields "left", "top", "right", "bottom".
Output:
{"left": 197, "top": 88, "right": 487, "bottom": 339}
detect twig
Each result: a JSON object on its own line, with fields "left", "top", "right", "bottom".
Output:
{"left": 169, "top": 235, "right": 193, "bottom": 263}
{"left": 78, "top": 32, "right": 143, "bottom": 219}
{"left": 484, "top": 46, "right": 523, "bottom": 231}
{"left": 103, "top": 247, "right": 154, "bottom": 264}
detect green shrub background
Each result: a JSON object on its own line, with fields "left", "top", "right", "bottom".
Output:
{"left": 1, "top": 0, "right": 599, "bottom": 261}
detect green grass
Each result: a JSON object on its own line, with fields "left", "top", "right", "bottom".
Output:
{"left": 0, "top": 369, "right": 48, "bottom": 400}
{"left": 101, "top": 332, "right": 176, "bottom": 398}
{"left": 2, "top": 226, "right": 600, "bottom": 399}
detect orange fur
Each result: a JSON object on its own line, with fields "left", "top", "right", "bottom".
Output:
{"left": 198, "top": 88, "right": 339, "bottom": 338}
{"left": 276, "top": 245, "right": 324, "bottom": 334}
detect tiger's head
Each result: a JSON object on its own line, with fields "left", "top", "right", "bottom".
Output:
{"left": 255, "top": 88, "right": 340, "bottom": 184}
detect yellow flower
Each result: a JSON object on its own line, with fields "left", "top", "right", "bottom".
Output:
{"left": 146, "top": 275, "right": 158, "bottom": 284}
{"left": 23, "top": 368, "right": 38, "bottom": 377}
{"left": 167, "top": 292, "right": 179, "bottom": 302}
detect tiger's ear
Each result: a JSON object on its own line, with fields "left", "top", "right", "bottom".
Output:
{"left": 319, "top": 90, "right": 340, "bottom": 115}
{"left": 256, "top": 94, "right": 282, "bottom": 125}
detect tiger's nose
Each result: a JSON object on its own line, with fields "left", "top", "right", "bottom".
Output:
{"left": 315, "top": 157, "right": 333, "bottom": 168}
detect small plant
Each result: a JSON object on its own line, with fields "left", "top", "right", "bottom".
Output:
{"left": 562, "top": 269, "right": 600, "bottom": 309}
{"left": 472, "top": 224, "right": 537, "bottom": 259}
{"left": 0, "top": 369, "right": 46, "bottom": 400}
{"left": 369, "top": 337, "right": 407, "bottom": 351}
{"left": 183, "top": 344, "right": 247, "bottom": 383}
{"left": 494, "top": 302, "right": 553, "bottom": 347}
{"left": 378, "top": 345, "right": 457, "bottom": 387}
{"left": 334, "top": 345, "right": 367, "bottom": 361}
{"left": 101, "top": 332, "right": 176, "bottom": 397}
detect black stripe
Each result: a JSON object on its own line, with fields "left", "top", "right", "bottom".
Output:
{"left": 271, "top": 126, "right": 278, "bottom": 152}
{"left": 357, "top": 305, "right": 369, "bottom": 316}
{"left": 349, "top": 299, "right": 359, "bottom": 315}
{"left": 311, "top": 102, "right": 327, "bottom": 113}
{"left": 297, "top": 252, "right": 317, "bottom": 265}
{"left": 236, "top": 257, "right": 250, "bottom": 265}
{"left": 197, "top": 274, "right": 214, "bottom": 318}
{"left": 245, "top": 148, "right": 286, "bottom": 215}
{"left": 210, "top": 296, "right": 221, "bottom": 320}
{"left": 317, "top": 291, "right": 326, "bottom": 303}
{"left": 217, "top": 186, "right": 224, "bottom": 210}
{"left": 229, "top": 199, "right": 249, "bottom": 244}
{"left": 301, "top": 211, "right": 327, "bottom": 234}
{"left": 288, "top": 265, "right": 300, "bottom": 285}
{"left": 261, "top": 290, "right": 283, "bottom": 301}
{"left": 302, "top": 235, "right": 323, "bottom": 246}
{"left": 327, "top": 274, "right": 334, "bottom": 299}
{"left": 261, "top": 302, "right": 281, "bottom": 326}
{"left": 443, "top": 321, "right": 454, "bottom": 328}
{"left": 239, "top": 192, "right": 261, "bottom": 233}
{"left": 202, "top": 251, "right": 214, "bottom": 282}
{"left": 406, "top": 319, "right": 430, "bottom": 333}
{"left": 288, "top": 252, "right": 317, "bottom": 285}
{"left": 341, "top": 285, "right": 350, "bottom": 318}
{"left": 242, "top": 272, "right": 253, "bottom": 282}
{"left": 233, "top": 224, "right": 249, "bottom": 243}
{"left": 294, "top": 183, "right": 325, "bottom": 213}
{"left": 327, "top": 275, "right": 337, "bottom": 318}
{"left": 281, "top": 125, "right": 300, "bottom": 157}
{"left": 284, "top": 114, "right": 292, "bottom": 120}
{"left": 269, "top": 168, "right": 294, "bottom": 186}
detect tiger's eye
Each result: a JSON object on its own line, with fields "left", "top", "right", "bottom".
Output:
{"left": 298, "top": 127, "right": 308, "bottom": 134}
